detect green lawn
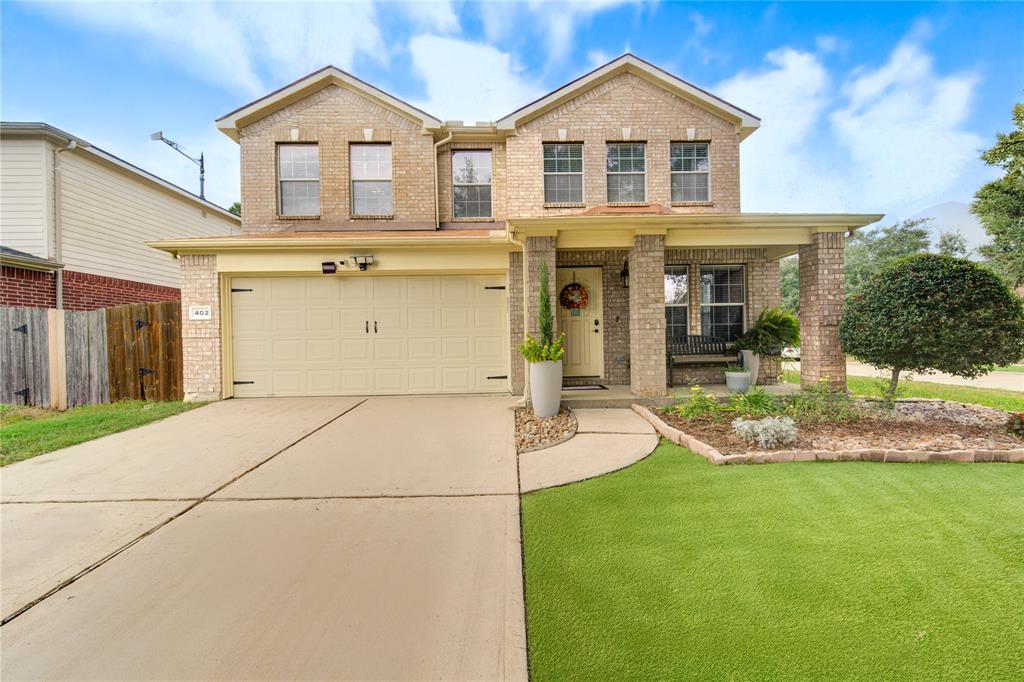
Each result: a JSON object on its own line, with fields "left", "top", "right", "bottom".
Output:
{"left": 997, "top": 364, "right": 1024, "bottom": 373}
{"left": 522, "top": 441, "right": 1024, "bottom": 680}
{"left": 0, "top": 401, "right": 203, "bottom": 466}
{"left": 781, "top": 369, "right": 1024, "bottom": 412}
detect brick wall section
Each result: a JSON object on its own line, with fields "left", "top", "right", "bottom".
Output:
{"left": 508, "top": 251, "right": 525, "bottom": 394}
{"left": 629, "top": 234, "right": 667, "bottom": 395}
{"left": 1, "top": 266, "right": 56, "bottom": 308}
{"left": 556, "top": 249, "right": 631, "bottom": 385}
{"left": 179, "top": 255, "right": 222, "bottom": 401}
{"left": 437, "top": 140, "right": 507, "bottom": 224}
{"left": 62, "top": 271, "right": 179, "bottom": 311}
{"left": 506, "top": 73, "right": 740, "bottom": 217}
{"left": 238, "top": 84, "right": 436, "bottom": 233}
{"left": 523, "top": 236, "right": 558, "bottom": 340}
{"left": 798, "top": 232, "right": 846, "bottom": 390}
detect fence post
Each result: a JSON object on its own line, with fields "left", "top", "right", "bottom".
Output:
{"left": 47, "top": 308, "right": 68, "bottom": 410}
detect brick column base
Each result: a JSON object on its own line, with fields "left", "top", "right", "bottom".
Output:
{"left": 629, "top": 233, "right": 666, "bottom": 396}
{"left": 798, "top": 232, "right": 846, "bottom": 390}
{"left": 180, "top": 254, "right": 222, "bottom": 402}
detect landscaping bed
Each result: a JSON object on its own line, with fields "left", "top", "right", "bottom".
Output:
{"left": 515, "top": 407, "right": 576, "bottom": 453}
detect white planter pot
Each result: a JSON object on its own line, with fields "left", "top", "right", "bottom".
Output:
{"left": 725, "top": 371, "right": 752, "bottom": 394}
{"left": 529, "top": 360, "right": 563, "bottom": 418}
{"left": 739, "top": 350, "right": 760, "bottom": 386}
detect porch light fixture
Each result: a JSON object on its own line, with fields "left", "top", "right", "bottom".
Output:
{"left": 620, "top": 260, "right": 629, "bottom": 288}
{"left": 352, "top": 255, "right": 375, "bottom": 271}
{"left": 321, "top": 261, "right": 337, "bottom": 275}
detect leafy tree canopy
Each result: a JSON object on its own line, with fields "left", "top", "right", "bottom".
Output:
{"left": 845, "top": 218, "right": 931, "bottom": 295}
{"left": 972, "top": 102, "right": 1024, "bottom": 286}
{"left": 936, "top": 230, "right": 968, "bottom": 258}
{"left": 228, "top": 201, "right": 241, "bottom": 216}
{"left": 839, "top": 253, "right": 1024, "bottom": 402}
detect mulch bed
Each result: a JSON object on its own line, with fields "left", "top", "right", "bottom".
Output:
{"left": 515, "top": 407, "right": 577, "bottom": 453}
{"left": 659, "top": 400, "right": 1022, "bottom": 455}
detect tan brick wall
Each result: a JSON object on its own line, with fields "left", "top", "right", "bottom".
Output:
{"left": 180, "top": 254, "right": 222, "bottom": 401}
{"left": 629, "top": 234, "right": 667, "bottom": 395}
{"left": 506, "top": 73, "right": 741, "bottom": 217}
{"left": 799, "top": 232, "right": 846, "bottom": 390}
{"left": 522, "top": 236, "right": 558, "bottom": 342}
{"left": 556, "top": 249, "right": 631, "bottom": 385}
{"left": 437, "top": 140, "right": 507, "bottom": 225}
{"left": 508, "top": 251, "right": 525, "bottom": 394}
{"left": 238, "top": 84, "right": 436, "bottom": 233}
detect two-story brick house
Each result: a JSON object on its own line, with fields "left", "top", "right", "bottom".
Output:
{"left": 152, "top": 54, "right": 880, "bottom": 402}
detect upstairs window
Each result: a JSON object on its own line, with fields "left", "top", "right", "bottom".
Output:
{"left": 700, "top": 265, "right": 745, "bottom": 342}
{"left": 664, "top": 266, "right": 689, "bottom": 343}
{"left": 670, "top": 142, "right": 710, "bottom": 202}
{"left": 543, "top": 143, "right": 583, "bottom": 204}
{"left": 278, "top": 144, "right": 320, "bottom": 216}
{"left": 350, "top": 144, "right": 393, "bottom": 216}
{"left": 453, "top": 150, "right": 492, "bottom": 218}
{"left": 606, "top": 142, "right": 645, "bottom": 202}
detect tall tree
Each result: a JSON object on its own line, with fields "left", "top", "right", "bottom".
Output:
{"left": 937, "top": 230, "right": 968, "bottom": 258}
{"left": 844, "top": 218, "right": 931, "bottom": 294}
{"left": 228, "top": 201, "right": 241, "bottom": 216}
{"left": 972, "top": 102, "right": 1024, "bottom": 286}
{"left": 779, "top": 256, "right": 799, "bottom": 313}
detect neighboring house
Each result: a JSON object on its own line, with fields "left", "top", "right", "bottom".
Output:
{"left": 0, "top": 122, "right": 239, "bottom": 311}
{"left": 152, "top": 54, "right": 880, "bottom": 401}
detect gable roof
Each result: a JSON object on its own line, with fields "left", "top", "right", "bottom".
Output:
{"left": 216, "top": 66, "right": 443, "bottom": 140}
{"left": 495, "top": 53, "right": 761, "bottom": 140}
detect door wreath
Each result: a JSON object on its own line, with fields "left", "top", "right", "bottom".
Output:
{"left": 559, "top": 282, "right": 589, "bottom": 310}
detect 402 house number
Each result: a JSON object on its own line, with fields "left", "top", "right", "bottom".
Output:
{"left": 188, "top": 305, "right": 212, "bottom": 321}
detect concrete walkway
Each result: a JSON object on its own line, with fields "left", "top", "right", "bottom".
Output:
{"left": 0, "top": 396, "right": 526, "bottom": 681}
{"left": 519, "top": 408, "right": 659, "bottom": 492}
{"left": 845, "top": 360, "right": 1024, "bottom": 392}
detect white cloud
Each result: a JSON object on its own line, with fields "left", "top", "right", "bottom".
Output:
{"left": 408, "top": 36, "right": 545, "bottom": 122}
{"left": 685, "top": 11, "right": 716, "bottom": 64}
{"left": 716, "top": 35, "right": 983, "bottom": 216}
{"left": 394, "top": 0, "right": 460, "bottom": 34}
{"left": 587, "top": 49, "right": 613, "bottom": 69}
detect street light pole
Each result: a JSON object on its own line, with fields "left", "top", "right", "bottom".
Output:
{"left": 150, "top": 131, "right": 206, "bottom": 199}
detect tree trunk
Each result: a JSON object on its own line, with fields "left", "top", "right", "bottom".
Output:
{"left": 886, "top": 367, "right": 901, "bottom": 407}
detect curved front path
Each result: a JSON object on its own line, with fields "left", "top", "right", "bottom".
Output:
{"left": 519, "top": 409, "right": 659, "bottom": 493}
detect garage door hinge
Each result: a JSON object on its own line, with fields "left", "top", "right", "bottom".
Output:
{"left": 486, "top": 375, "right": 508, "bottom": 380}
{"left": 484, "top": 286, "right": 506, "bottom": 290}
{"left": 233, "top": 380, "right": 255, "bottom": 385}
{"left": 231, "top": 288, "right": 254, "bottom": 293}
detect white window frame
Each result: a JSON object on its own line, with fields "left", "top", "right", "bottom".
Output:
{"left": 664, "top": 265, "right": 690, "bottom": 343}
{"left": 606, "top": 142, "right": 647, "bottom": 203}
{"left": 670, "top": 142, "right": 711, "bottom": 203}
{"left": 452, "top": 150, "right": 493, "bottom": 219}
{"left": 543, "top": 142, "right": 584, "bottom": 205}
{"left": 350, "top": 143, "right": 393, "bottom": 216}
{"left": 699, "top": 264, "right": 746, "bottom": 342}
{"left": 277, "top": 143, "right": 320, "bottom": 217}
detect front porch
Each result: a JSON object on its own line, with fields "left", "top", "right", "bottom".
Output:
{"left": 509, "top": 213, "right": 880, "bottom": 399}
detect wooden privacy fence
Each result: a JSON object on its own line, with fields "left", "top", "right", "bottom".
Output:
{"left": 0, "top": 301, "right": 183, "bottom": 408}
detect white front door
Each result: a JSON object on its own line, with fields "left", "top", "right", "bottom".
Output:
{"left": 230, "top": 274, "right": 508, "bottom": 396}
{"left": 555, "top": 266, "right": 604, "bottom": 377}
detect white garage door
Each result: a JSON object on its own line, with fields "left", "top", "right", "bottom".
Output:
{"left": 230, "top": 274, "right": 508, "bottom": 397}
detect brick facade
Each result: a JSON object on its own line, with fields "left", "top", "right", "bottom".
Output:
{"left": 628, "top": 234, "right": 667, "bottom": 396}
{"left": 437, "top": 140, "right": 508, "bottom": 225}
{"left": 1, "top": 266, "right": 179, "bottom": 311}
{"left": 508, "top": 251, "right": 525, "bottom": 394}
{"left": 1, "top": 266, "right": 56, "bottom": 309}
{"left": 798, "top": 232, "right": 846, "bottom": 390}
{"left": 179, "top": 255, "right": 222, "bottom": 401}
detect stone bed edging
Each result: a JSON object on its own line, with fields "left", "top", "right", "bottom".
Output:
{"left": 631, "top": 404, "right": 1024, "bottom": 465}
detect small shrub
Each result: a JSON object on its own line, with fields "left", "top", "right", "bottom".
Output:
{"left": 1007, "top": 413, "right": 1024, "bottom": 439}
{"left": 517, "top": 334, "right": 566, "bottom": 362}
{"left": 725, "top": 387, "right": 781, "bottom": 419}
{"left": 724, "top": 363, "right": 746, "bottom": 372}
{"left": 784, "top": 380, "right": 861, "bottom": 424}
{"left": 670, "top": 384, "right": 722, "bottom": 420}
{"left": 732, "top": 416, "right": 798, "bottom": 449}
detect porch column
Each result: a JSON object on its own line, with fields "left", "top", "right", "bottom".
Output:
{"left": 180, "top": 254, "right": 222, "bottom": 402}
{"left": 798, "top": 232, "right": 846, "bottom": 390}
{"left": 508, "top": 251, "right": 526, "bottom": 394}
{"left": 629, "top": 233, "right": 666, "bottom": 396}
{"left": 521, "top": 236, "right": 557, "bottom": 397}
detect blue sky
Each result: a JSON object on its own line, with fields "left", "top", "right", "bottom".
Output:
{"left": 3, "top": 1, "right": 1021, "bottom": 245}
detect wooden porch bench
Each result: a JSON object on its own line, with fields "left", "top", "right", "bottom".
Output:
{"left": 666, "top": 335, "right": 733, "bottom": 387}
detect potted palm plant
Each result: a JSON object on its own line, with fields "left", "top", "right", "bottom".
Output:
{"left": 735, "top": 306, "right": 800, "bottom": 385}
{"left": 518, "top": 262, "right": 565, "bottom": 417}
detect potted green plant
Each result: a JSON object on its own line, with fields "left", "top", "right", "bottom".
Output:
{"left": 517, "top": 262, "right": 565, "bottom": 417}
{"left": 724, "top": 362, "right": 751, "bottom": 394}
{"left": 735, "top": 306, "right": 800, "bottom": 385}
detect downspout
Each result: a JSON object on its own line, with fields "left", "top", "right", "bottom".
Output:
{"left": 52, "top": 139, "right": 78, "bottom": 309}
{"left": 433, "top": 132, "right": 453, "bottom": 229}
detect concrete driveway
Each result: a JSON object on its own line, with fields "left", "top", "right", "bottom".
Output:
{"left": 0, "top": 396, "right": 526, "bottom": 681}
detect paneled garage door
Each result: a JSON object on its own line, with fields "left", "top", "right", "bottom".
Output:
{"left": 230, "top": 275, "right": 508, "bottom": 397}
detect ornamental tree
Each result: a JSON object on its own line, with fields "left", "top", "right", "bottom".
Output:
{"left": 839, "top": 253, "right": 1024, "bottom": 403}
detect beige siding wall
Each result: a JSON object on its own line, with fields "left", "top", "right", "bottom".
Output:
{"left": 0, "top": 137, "right": 52, "bottom": 258}
{"left": 506, "top": 72, "right": 741, "bottom": 217}
{"left": 59, "top": 151, "right": 237, "bottom": 288}
{"left": 238, "top": 84, "right": 437, "bottom": 234}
